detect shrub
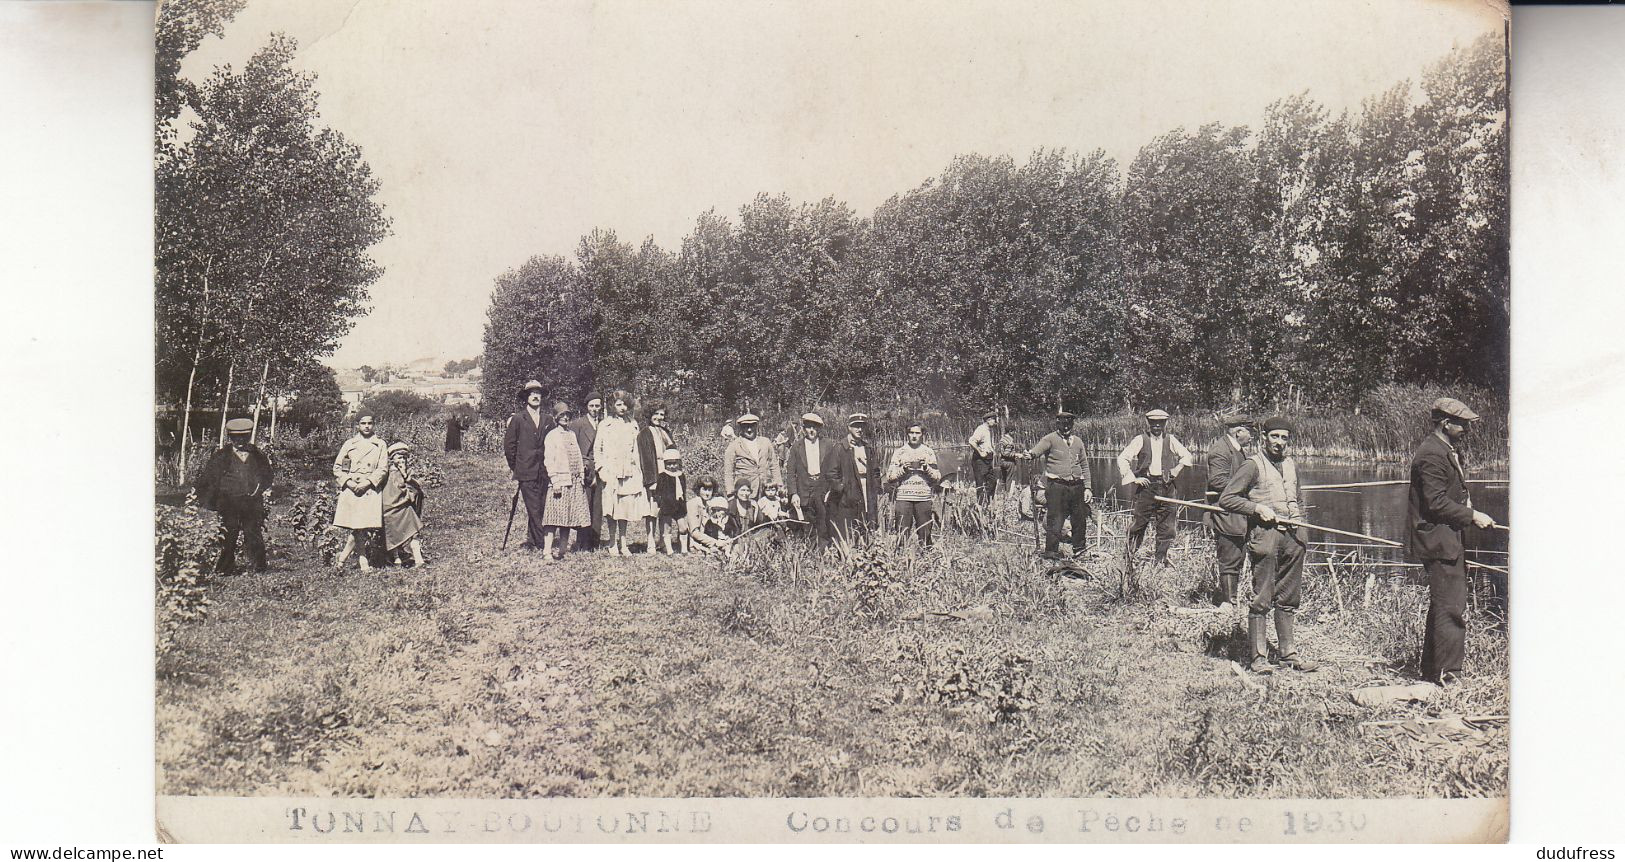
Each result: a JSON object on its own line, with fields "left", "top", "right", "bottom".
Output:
{"left": 356, "top": 389, "right": 438, "bottom": 423}
{"left": 155, "top": 492, "right": 218, "bottom": 653}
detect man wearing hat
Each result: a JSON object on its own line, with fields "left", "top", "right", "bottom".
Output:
{"left": 968, "top": 408, "right": 1003, "bottom": 504}
{"left": 1409, "top": 397, "right": 1498, "bottom": 685}
{"left": 194, "top": 417, "right": 274, "bottom": 574}
{"left": 503, "top": 380, "right": 551, "bottom": 551}
{"left": 568, "top": 394, "right": 605, "bottom": 549}
{"left": 1117, "top": 409, "right": 1194, "bottom": 567}
{"left": 1203, "top": 413, "right": 1255, "bottom": 608}
{"left": 722, "top": 412, "right": 780, "bottom": 496}
{"left": 1220, "top": 416, "right": 1317, "bottom": 673}
{"left": 784, "top": 411, "right": 846, "bottom": 542}
{"left": 833, "top": 413, "right": 883, "bottom": 540}
{"left": 1024, "top": 410, "right": 1094, "bottom": 560}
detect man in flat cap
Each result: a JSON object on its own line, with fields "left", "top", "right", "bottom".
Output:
{"left": 784, "top": 411, "right": 846, "bottom": 542}
{"left": 722, "top": 412, "right": 780, "bottom": 496}
{"left": 833, "top": 413, "right": 882, "bottom": 541}
{"left": 194, "top": 417, "right": 273, "bottom": 574}
{"left": 1408, "top": 397, "right": 1499, "bottom": 685}
{"left": 503, "top": 379, "right": 550, "bottom": 551}
{"left": 1117, "top": 408, "right": 1194, "bottom": 567}
{"left": 569, "top": 394, "right": 605, "bottom": 549}
{"left": 1024, "top": 410, "right": 1094, "bottom": 560}
{"left": 967, "top": 408, "right": 1002, "bottom": 505}
{"left": 1220, "top": 416, "right": 1316, "bottom": 673}
{"left": 1203, "top": 413, "right": 1255, "bottom": 608}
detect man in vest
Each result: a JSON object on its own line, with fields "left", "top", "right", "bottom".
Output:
{"left": 1219, "top": 416, "right": 1317, "bottom": 674}
{"left": 1117, "top": 408, "right": 1194, "bottom": 566}
{"left": 1203, "top": 413, "right": 1254, "bottom": 608}
{"left": 194, "top": 417, "right": 274, "bottom": 574}
{"left": 968, "top": 408, "right": 1001, "bottom": 504}
{"left": 1408, "top": 397, "right": 1498, "bottom": 685}
{"left": 785, "top": 412, "right": 846, "bottom": 542}
{"left": 1024, "top": 410, "right": 1094, "bottom": 560}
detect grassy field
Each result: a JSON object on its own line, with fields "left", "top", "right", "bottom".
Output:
{"left": 156, "top": 443, "right": 1508, "bottom": 800}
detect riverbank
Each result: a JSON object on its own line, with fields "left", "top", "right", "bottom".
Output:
{"left": 156, "top": 445, "right": 1507, "bottom": 799}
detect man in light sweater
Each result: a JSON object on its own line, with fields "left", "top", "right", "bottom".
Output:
{"left": 1024, "top": 410, "right": 1094, "bottom": 560}
{"left": 884, "top": 423, "right": 941, "bottom": 547}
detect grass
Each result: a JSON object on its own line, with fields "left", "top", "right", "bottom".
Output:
{"left": 155, "top": 434, "right": 1508, "bottom": 800}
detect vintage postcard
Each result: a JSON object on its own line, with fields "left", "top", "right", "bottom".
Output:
{"left": 153, "top": 0, "right": 1511, "bottom": 843}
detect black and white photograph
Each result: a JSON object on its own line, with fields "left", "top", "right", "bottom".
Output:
{"left": 149, "top": 0, "right": 1512, "bottom": 843}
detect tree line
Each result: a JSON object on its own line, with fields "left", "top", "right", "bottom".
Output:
{"left": 483, "top": 33, "right": 1506, "bottom": 421}
{"left": 155, "top": 0, "right": 390, "bottom": 468}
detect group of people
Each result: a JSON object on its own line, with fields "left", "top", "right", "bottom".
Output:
{"left": 195, "top": 414, "right": 428, "bottom": 575}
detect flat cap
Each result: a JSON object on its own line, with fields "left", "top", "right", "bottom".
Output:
{"left": 1431, "top": 397, "right": 1480, "bottom": 422}
{"left": 520, "top": 379, "right": 544, "bottom": 392}
{"left": 225, "top": 418, "right": 254, "bottom": 434}
{"left": 1056, "top": 410, "right": 1076, "bottom": 421}
{"left": 983, "top": 408, "right": 999, "bottom": 421}
{"left": 1262, "top": 416, "right": 1295, "bottom": 434}
{"left": 386, "top": 441, "right": 411, "bottom": 457}
{"left": 1145, "top": 409, "right": 1171, "bottom": 421}
{"left": 1219, "top": 411, "right": 1252, "bottom": 427}
{"left": 847, "top": 412, "right": 869, "bottom": 425}
{"left": 736, "top": 413, "right": 760, "bottom": 424}
{"left": 801, "top": 412, "right": 824, "bottom": 426}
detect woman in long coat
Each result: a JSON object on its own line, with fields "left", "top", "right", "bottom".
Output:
{"left": 542, "top": 401, "right": 591, "bottom": 560}
{"left": 636, "top": 401, "right": 675, "bottom": 552}
{"left": 380, "top": 441, "right": 426, "bottom": 568}
{"left": 593, "top": 389, "right": 647, "bottom": 556}
{"left": 333, "top": 413, "right": 389, "bottom": 571}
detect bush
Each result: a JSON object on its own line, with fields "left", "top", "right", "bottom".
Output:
{"left": 356, "top": 389, "right": 438, "bottom": 423}
{"left": 155, "top": 492, "right": 218, "bottom": 654}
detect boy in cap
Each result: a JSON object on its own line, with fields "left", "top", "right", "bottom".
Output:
{"left": 1409, "top": 397, "right": 1499, "bottom": 685}
{"left": 381, "top": 441, "right": 427, "bottom": 568}
{"left": 1117, "top": 408, "right": 1194, "bottom": 567}
{"left": 1203, "top": 413, "right": 1255, "bottom": 608}
{"left": 194, "top": 417, "right": 273, "bottom": 574}
{"left": 1220, "top": 416, "right": 1316, "bottom": 673}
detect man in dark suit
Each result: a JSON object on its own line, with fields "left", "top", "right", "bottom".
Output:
{"left": 503, "top": 379, "right": 550, "bottom": 551}
{"left": 784, "top": 412, "right": 846, "bottom": 542}
{"left": 1408, "top": 397, "right": 1499, "bottom": 685}
{"left": 1203, "top": 413, "right": 1254, "bottom": 608}
{"left": 568, "top": 394, "right": 604, "bottom": 548}
{"left": 194, "top": 417, "right": 274, "bottom": 574}
{"left": 833, "top": 413, "right": 882, "bottom": 542}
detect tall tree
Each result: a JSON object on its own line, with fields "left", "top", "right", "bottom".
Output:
{"left": 480, "top": 255, "right": 593, "bottom": 417}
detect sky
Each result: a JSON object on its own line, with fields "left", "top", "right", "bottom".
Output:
{"left": 181, "top": 0, "right": 1503, "bottom": 369}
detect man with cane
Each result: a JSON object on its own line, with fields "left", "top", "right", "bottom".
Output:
{"left": 1117, "top": 409, "right": 1194, "bottom": 567}
{"left": 1220, "top": 417, "right": 1317, "bottom": 674}
{"left": 1409, "top": 397, "right": 1499, "bottom": 686}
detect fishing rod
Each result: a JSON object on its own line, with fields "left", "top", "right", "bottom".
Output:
{"left": 1153, "top": 495, "right": 1404, "bottom": 548}
{"left": 1301, "top": 478, "right": 1509, "bottom": 491}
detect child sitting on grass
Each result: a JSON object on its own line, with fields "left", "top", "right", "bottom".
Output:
{"left": 688, "top": 496, "right": 737, "bottom": 559}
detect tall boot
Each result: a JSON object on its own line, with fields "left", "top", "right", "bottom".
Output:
{"left": 1248, "top": 613, "right": 1274, "bottom": 673}
{"left": 1275, "top": 610, "right": 1319, "bottom": 671}
{"left": 1219, "top": 574, "right": 1239, "bottom": 607}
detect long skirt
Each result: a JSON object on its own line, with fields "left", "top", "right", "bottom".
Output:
{"left": 543, "top": 483, "right": 591, "bottom": 528}
{"left": 383, "top": 503, "right": 422, "bottom": 551}
{"left": 334, "top": 486, "right": 382, "bottom": 529}
{"left": 603, "top": 475, "right": 649, "bottom": 521}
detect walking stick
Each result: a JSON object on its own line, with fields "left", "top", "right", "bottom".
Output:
{"left": 1152, "top": 495, "right": 1404, "bottom": 548}
{"left": 501, "top": 487, "right": 521, "bottom": 550}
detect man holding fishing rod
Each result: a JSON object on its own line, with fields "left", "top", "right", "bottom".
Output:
{"left": 1219, "top": 416, "right": 1318, "bottom": 674}
{"left": 1410, "top": 397, "right": 1499, "bottom": 686}
{"left": 1203, "top": 412, "right": 1255, "bottom": 609}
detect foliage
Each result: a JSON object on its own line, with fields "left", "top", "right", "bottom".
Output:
{"left": 282, "top": 361, "right": 345, "bottom": 434}
{"left": 356, "top": 389, "right": 438, "bottom": 423}
{"left": 480, "top": 36, "right": 1506, "bottom": 420}
{"left": 155, "top": 492, "right": 218, "bottom": 654}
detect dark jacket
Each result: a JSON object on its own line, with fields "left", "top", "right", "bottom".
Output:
{"left": 569, "top": 415, "right": 599, "bottom": 485}
{"left": 834, "top": 436, "right": 882, "bottom": 522}
{"left": 1203, "top": 434, "right": 1249, "bottom": 537}
{"left": 637, "top": 424, "right": 674, "bottom": 488}
{"left": 784, "top": 435, "right": 846, "bottom": 502}
{"left": 194, "top": 444, "right": 273, "bottom": 512}
{"left": 1407, "top": 432, "right": 1475, "bottom": 561}
{"left": 503, "top": 407, "right": 549, "bottom": 483}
